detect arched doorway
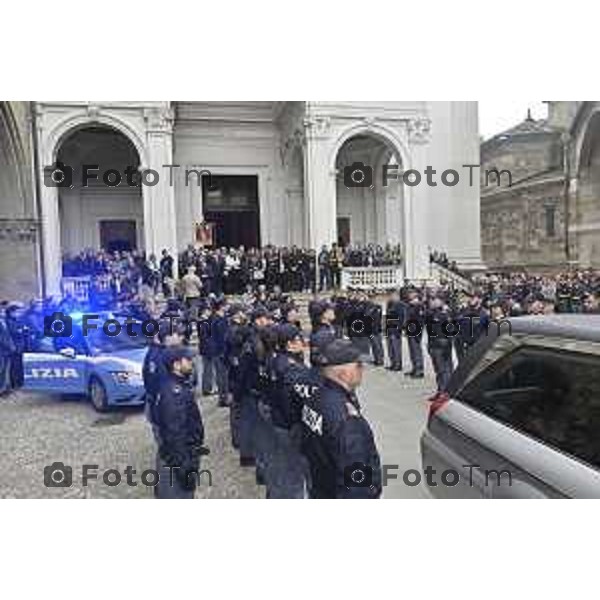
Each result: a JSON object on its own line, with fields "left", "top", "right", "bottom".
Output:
{"left": 574, "top": 109, "right": 600, "bottom": 266}
{"left": 55, "top": 126, "right": 143, "bottom": 261}
{"left": 334, "top": 133, "right": 404, "bottom": 250}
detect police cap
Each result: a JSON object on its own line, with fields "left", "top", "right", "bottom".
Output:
{"left": 315, "top": 300, "right": 335, "bottom": 317}
{"left": 163, "top": 345, "right": 195, "bottom": 368}
{"left": 317, "top": 339, "right": 362, "bottom": 366}
{"left": 251, "top": 305, "right": 271, "bottom": 321}
{"left": 277, "top": 323, "right": 303, "bottom": 346}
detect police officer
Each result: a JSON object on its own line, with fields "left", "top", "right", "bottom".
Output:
{"left": 199, "top": 298, "right": 229, "bottom": 405}
{"left": 347, "top": 292, "right": 372, "bottom": 358}
{"left": 264, "top": 324, "right": 314, "bottom": 498}
{"left": 456, "top": 295, "right": 489, "bottom": 359}
{"left": 238, "top": 306, "right": 272, "bottom": 467}
{"left": 309, "top": 301, "right": 337, "bottom": 366}
{"left": 385, "top": 290, "right": 405, "bottom": 371}
{"left": 426, "top": 298, "right": 455, "bottom": 392}
{"left": 143, "top": 319, "right": 180, "bottom": 432}
{"left": 404, "top": 290, "right": 425, "bottom": 378}
{"left": 308, "top": 293, "right": 322, "bottom": 331}
{"left": 0, "top": 304, "right": 15, "bottom": 395}
{"left": 5, "top": 302, "right": 31, "bottom": 389}
{"left": 224, "top": 304, "right": 250, "bottom": 449}
{"left": 366, "top": 293, "right": 384, "bottom": 367}
{"left": 300, "top": 339, "right": 382, "bottom": 499}
{"left": 154, "top": 346, "right": 207, "bottom": 499}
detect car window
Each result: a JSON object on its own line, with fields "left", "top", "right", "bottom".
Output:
{"left": 456, "top": 341, "right": 600, "bottom": 470}
{"left": 35, "top": 337, "right": 56, "bottom": 354}
{"left": 86, "top": 328, "right": 149, "bottom": 353}
{"left": 53, "top": 328, "right": 88, "bottom": 355}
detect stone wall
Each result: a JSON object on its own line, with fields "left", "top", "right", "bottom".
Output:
{"left": 0, "top": 102, "right": 39, "bottom": 300}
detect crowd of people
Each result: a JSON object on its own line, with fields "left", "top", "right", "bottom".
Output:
{"left": 429, "top": 249, "right": 461, "bottom": 274}
{"left": 3, "top": 242, "right": 600, "bottom": 499}
{"left": 142, "top": 287, "right": 384, "bottom": 499}
{"left": 61, "top": 242, "right": 403, "bottom": 300}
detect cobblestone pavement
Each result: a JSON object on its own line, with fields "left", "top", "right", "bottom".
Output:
{"left": 0, "top": 348, "right": 433, "bottom": 499}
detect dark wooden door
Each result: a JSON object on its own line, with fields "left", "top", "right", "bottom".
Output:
{"left": 99, "top": 220, "right": 137, "bottom": 252}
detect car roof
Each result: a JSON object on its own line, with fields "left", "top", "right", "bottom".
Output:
{"left": 508, "top": 314, "right": 600, "bottom": 343}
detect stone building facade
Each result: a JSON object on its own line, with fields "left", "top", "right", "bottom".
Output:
{"left": 481, "top": 101, "right": 600, "bottom": 272}
{"left": 0, "top": 101, "right": 39, "bottom": 300}
{"left": 1, "top": 101, "right": 483, "bottom": 297}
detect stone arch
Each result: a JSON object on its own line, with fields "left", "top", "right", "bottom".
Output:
{"left": 570, "top": 103, "right": 600, "bottom": 266}
{"left": 39, "top": 112, "right": 150, "bottom": 296}
{"left": 0, "top": 102, "right": 29, "bottom": 209}
{"left": 55, "top": 125, "right": 144, "bottom": 256}
{"left": 328, "top": 121, "right": 410, "bottom": 174}
{"left": 572, "top": 104, "right": 600, "bottom": 176}
{"left": 330, "top": 123, "right": 409, "bottom": 254}
{"left": 0, "top": 102, "right": 39, "bottom": 298}
{"left": 44, "top": 111, "right": 148, "bottom": 169}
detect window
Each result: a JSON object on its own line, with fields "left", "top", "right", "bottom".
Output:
{"left": 545, "top": 206, "right": 556, "bottom": 238}
{"left": 457, "top": 343, "right": 600, "bottom": 469}
{"left": 53, "top": 329, "right": 88, "bottom": 356}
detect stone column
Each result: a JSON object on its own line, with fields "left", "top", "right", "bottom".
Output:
{"left": 404, "top": 117, "right": 433, "bottom": 281}
{"left": 142, "top": 105, "right": 178, "bottom": 275}
{"left": 39, "top": 183, "right": 62, "bottom": 297}
{"left": 34, "top": 105, "right": 62, "bottom": 297}
{"left": 303, "top": 116, "right": 337, "bottom": 249}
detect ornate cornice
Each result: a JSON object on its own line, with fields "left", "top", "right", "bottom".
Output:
{"left": 0, "top": 219, "right": 39, "bottom": 243}
{"left": 303, "top": 115, "right": 331, "bottom": 139}
{"left": 144, "top": 105, "right": 174, "bottom": 134}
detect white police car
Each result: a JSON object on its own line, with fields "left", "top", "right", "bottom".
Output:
{"left": 23, "top": 312, "right": 149, "bottom": 412}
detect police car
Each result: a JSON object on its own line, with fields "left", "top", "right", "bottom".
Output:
{"left": 22, "top": 312, "right": 149, "bottom": 412}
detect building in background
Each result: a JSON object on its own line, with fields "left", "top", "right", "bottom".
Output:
{"left": 0, "top": 102, "right": 39, "bottom": 300}
{"left": 481, "top": 101, "right": 600, "bottom": 272}
{"left": 29, "top": 101, "right": 483, "bottom": 296}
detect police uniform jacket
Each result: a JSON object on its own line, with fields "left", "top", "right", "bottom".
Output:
{"left": 156, "top": 373, "right": 205, "bottom": 485}
{"left": 301, "top": 377, "right": 382, "bottom": 499}
{"left": 385, "top": 299, "right": 406, "bottom": 337}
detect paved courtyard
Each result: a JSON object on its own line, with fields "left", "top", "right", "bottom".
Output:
{"left": 0, "top": 355, "right": 434, "bottom": 499}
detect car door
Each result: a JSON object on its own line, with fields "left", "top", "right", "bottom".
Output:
{"left": 23, "top": 334, "right": 88, "bottom": 395}
{"left": 450, "top": 337, "right": 600, "bottom": 498}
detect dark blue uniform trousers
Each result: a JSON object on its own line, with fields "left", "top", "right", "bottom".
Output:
{"left": 429, "top": 346, "right": 453, "bottom": 391}
{"left": 155, "top": 455, "right": 195, "bottom": 499}
{"left": 239, "top": 392, "right": 259, "bottom": 461}
{"left": 202, "top": 355, "right": 229, "bottom": 400}
{"left": 387, "top": 335, "right": 402, "bottom": 369}
{"left": 264, "top": 426, "right": 309, "bottom": 499}
{"left": 407, "top": 334, "right": 424, "bottom": 374}
{"left": 370, "top": 334, "right": 384, "bottom": 365}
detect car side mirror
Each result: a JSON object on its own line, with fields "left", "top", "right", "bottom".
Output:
{"left": 59, "top": 347, "right": 76, "bottom": 359}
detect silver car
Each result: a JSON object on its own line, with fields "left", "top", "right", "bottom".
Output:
{"left": 420, "top": 314, "right": 600, "bottom": 498}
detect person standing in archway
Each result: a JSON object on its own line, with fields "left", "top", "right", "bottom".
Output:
{"left": 329, "top": 243, "right": 343, "bottom": 290}
{"left": 160, "top": 249, "right": 174, "bottom": 297}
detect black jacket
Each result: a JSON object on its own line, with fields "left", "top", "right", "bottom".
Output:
{"left": 300, "top": 378, "right": 382, "bottom": 499}
{"left": 155, "top": 374, "right": 204, "bottom": 489}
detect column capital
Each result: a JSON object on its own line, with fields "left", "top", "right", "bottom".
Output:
{"left": 303, "top": 115, "right": 332, "bottom": 140}
{"left": 407, "top": 117, "right": 432, "bottom": 145}
{"left": 143, "top": 105, "right": 175, "bottom": 134}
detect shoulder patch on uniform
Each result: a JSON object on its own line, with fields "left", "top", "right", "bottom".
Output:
{"left": 302, "top": 404, "right": 323, "bottom": 436}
